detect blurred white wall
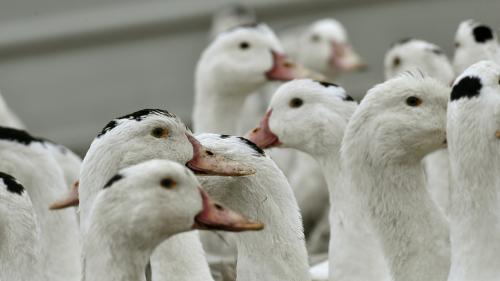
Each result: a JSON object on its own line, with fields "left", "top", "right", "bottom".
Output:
{"left": 0, "top": 0, "right": 498, "bottom": 153}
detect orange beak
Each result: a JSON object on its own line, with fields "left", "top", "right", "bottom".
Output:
{"left": 192, "top": 188, "right": 264, "bottom": 232}
{"left": 330, "top": 41, "right": 366, "bottom": 72}
{"left": 245, "top": 110, "right": 281, "bottom": 149}
{"left": 49, "top": 181, "right": 80, "bottom": 210}
{"left": 266, "top": 51, "right": 325, "bottom": 81}
{"left": 185, "top": 134, "right": 255, "bottom": 176}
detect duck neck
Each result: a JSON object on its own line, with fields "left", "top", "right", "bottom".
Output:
{"left": 447, "top": 117, "right": 500, "bottom": 281}
{"left": 206, "top": 163, "right": 310, "bottom": 281}
{"left": 346, "top": 150, "right": 449, "bottom": 281}
{"left": 193, "top": 75, "right": 251, "bottom": 134}
{"left": 83, "top": 223, "right": 152, "bottom": 281}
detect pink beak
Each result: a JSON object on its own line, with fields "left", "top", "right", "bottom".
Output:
{"left": 185, "top": 134, "right": 255, "bottom": 176}
{"left": 192, "top": 188, "right": 264, "bottom": 232}
{"left": 266, "top": 51, "right": 325, "bottom": 81}
{"left": 330, "top": 41, "right": 366, "bottom": 72}
{"left": 49, "top": 181, "right": 80, "bottom": 210}
{"left": 245, "top": 110, "right": 281, "bottom": 149}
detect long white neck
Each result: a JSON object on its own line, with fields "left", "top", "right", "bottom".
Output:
{"left": 193, "top": 74, "right": 250, "bottom": 135}
{"left": 204, "top": 162, "right": 310, "bottom": 281}
{"left": 0, "top": 203, "right": 45, "bottom": 281}
{"left": 344, "top": 147, "right": 449, "bottom": 281}
{"left": 314, "top": 150, "right": 392, "bottom": 281}
{"left": 83, "top": 223, "right": 151, "bottom": 281}
{"left": 0, "top": 147, "right": 81, "bottom": 281}
{"left": 447, "top": 112, "right": 500, "bottom": 281}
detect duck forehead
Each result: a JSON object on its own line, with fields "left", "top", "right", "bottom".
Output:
{"left": 310, "top": 19, "right": 347, "bottom": 42}
{"left": 459, "top": 61, "right": 500, "bottom": 82}
{"left": 218, "top": 24, "right": 282, "bottom": 52}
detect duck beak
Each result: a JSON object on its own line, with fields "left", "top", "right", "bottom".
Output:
{"left": 186, "top": 134, "right": 256, "bottom": 176}
{"left": 266, "top": 51, "right": 325, "bottom": 81}
{"left": 49, "top": 181, "right": 80, "bottom": 210}
{"left": 245, "top": 110, "right": 281, "bottom": 149}
{"left": 192, "top": 188, "right": 264, "bottom": 232}
{"left": 330, "top": 42, "right": 366, "bottom": 72}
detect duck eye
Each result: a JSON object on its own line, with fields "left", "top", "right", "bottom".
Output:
{"left": 239, "top": 42, "right": 250, "bottom": 50}
{"left": 311, "top": 34, "right": 320, "bottom": 42}
{"left": 151, "top": 127, "right": 168, "bottom": 138}
{"left": 406, "top": 96, "right": 422, "bottom": 107}
{"left": 289, "top": 98, "right": 304, "bottom": 108}
{"left": 160, "top": 178, "right": 176, "bottom": 189}
{"left": 393, "top": 57, "right": 401, "bottom": 68}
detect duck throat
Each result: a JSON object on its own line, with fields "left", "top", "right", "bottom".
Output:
{"left": 349, "top": 158, "right": 450, "bottom": 281}
{"left": 193, "top": 78, "right": 252, "bottom": 135}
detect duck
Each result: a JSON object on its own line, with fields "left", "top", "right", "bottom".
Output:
{"left": 196, "top": 133, "right": 310, "bottom": 281}
{"left": 0, "top": 171, "right": 45, "bottom": 281}
{"left": 384, "top": 38, "right": 455, "bottom": 216}
{"left": 76, "top": 108, "right": 254, "bottom": 281}
{"left": 280, "top": 18, "right": 365, "bottom": 78}
{"left": 446, "top": 60, "right": 500, "bottom": 281}
{"left": 0, "top": 126, "right": 81, "bottom": 281}
{"left": 83, "top": 159, "right": 262, "bottom": 281}
{"left": 336, "top": 73, "right": 450, "bottom": 281}
{"left": 453, "top": 20, "right": 500, "bottom": 74}
{"left": 193, "top": 23, "right": 320, "bottom": 135}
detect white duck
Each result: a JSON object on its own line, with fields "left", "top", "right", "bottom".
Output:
{"left": 83, "top": 159, "right": 261, "bottom": 281}
{"left": 0, "top": 172, "right": 45, "bottom": 281}
{"left": 384, "top": 38, "right": 455, "bottom": 216}
{"left": 281, "top": 18, "right": 365, "bottom": 78}
{"left": 76, "top": 109, "right": 253, "bottom": 281}
{"left": 446, "top": 60, "right": 500, "bottom": 281}
{"left": 193, "top": 23, "right": 319, "bottom": 135}
{"left": 0, "top": 127, "right": 81, "bottom": 281}
{"left": 196, "top": 133, "right": 310, "bottom": 281}
{"left": 453, "top": 20, "right": 500, "bottom": 74}
{"left": 245, "top": 79, "right": 380, "bottom": 281}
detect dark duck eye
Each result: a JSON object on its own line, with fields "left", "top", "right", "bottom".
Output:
{"left": 160, "top": 178, "right": 176, "bottom": 189}
{"left": 152, "top": 127, "right": 168, "bottom": 138}
{"left": 289, "top": 98, "right": 304, "bottom": 108}
{"left": 406, "top": 96, "right": 422, "bottom": 107}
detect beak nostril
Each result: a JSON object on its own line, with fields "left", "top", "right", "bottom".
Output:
{"left": 283, "top": 62, "right": 294, "bottom": 68}
{"left": 252, "top": 128, "right": 260, "bottom": 133}
{"left": 206, "top": 150, "right": 214, "bottom": 156}
{"left": 214, "top": 204, "right": 224, "bottom": 211}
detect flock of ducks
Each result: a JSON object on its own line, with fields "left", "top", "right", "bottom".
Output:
{"left": 0, "top": 4, "right": 500, "bottom": 281}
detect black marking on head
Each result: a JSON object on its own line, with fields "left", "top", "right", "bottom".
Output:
{"left": 472, "top": 25, "right": 494, "bottom": 43}
{"left": 317, "top": 81, "right": 339, "bottom": 88}
{"left": 429, "top": 47, "right": 443, "bottom": 55}
{"left": 220, "top": 134, "right": 230, "bottom": 139}
{"left": 391, "top": 37, "right": 414, "bottom": 47}
{"left": 0, "top": 172, "right": 24, "bottom": 195}
{"left": 0, "top": 127, "right": 45, "bottom": 146}
{"left": 344, "top": 95, "right": 355, "bottom": 102}
{"left": 103, "top": 174, "right": 124, "bottom": 189}
{"left": 97, "top": 109, "right": 176, "bottom": 137}
{"left": 237, "top": 137, "right": 265, "bottom": 156}
{"left": 450, "top": 76, "right": 482, "bottom": 101}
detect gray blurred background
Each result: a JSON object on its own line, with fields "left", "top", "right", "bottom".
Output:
{"left": 0, "top": 0, "right": 499, "bottom": 154}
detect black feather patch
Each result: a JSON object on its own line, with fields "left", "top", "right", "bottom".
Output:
{"left": 450, "top": 76, "right": 482, "bottom": 101}
{"left": 473, "top": 25, "right": 494, "bottom": 43}
{"left": 344, "top": 95, "right": 355, "bottom": 102}
{"left": 317, "top": 81, "right": 339, "bottom": 88}
{"left": 0, "top": 127, "right": 44, "bottom": 145}
{"left": 391, "top": 37, "right": 414, "bottom": 47}
{"left": 430, "top": 47, "right": 443, "bottom": 55}
{"left": 237, "top": 137, "right": 265, "bottom": 156}
{"left": 220, "top": 134, "right": 230, "bottom": 139}
{"left": 0, "top": 172, "right": 24, "bottom": 195}
{"left": 97, "top": 109, "right": 176, "bottom": 137}
{"left": 103, "top": 174, "right": 124, "bottom": 189}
